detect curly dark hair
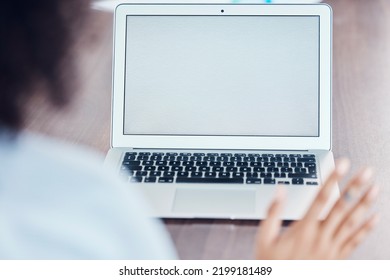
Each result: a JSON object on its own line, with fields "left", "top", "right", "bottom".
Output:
{"left": 0, "top": 0, "right": 89, "bottom": 130}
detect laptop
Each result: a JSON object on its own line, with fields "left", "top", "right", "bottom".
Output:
{"left": 105, "top": 3, "right": 338, "bottom": 220}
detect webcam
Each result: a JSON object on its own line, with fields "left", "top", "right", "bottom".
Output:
{"left": 221, "top": 9, "right": 224, "bottom": 13}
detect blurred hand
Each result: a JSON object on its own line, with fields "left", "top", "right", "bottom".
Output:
{"left": 256, "top": 159, "right": 379, "bottom": 259}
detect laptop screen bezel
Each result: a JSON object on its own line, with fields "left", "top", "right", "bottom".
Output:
{"left": 111, "top": 4, "right": 332, "bottom": 151}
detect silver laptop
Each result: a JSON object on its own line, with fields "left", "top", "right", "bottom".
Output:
{"left": 105, "top": 3, "right": 338, "bottom": 220}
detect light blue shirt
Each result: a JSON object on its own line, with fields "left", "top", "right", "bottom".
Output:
{"left": 0, "top": 131, "right": 177, "bottom": 259}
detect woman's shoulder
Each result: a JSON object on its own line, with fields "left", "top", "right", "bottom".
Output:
{"left": 0, "top": 131, "right": 176, "bottom": 259}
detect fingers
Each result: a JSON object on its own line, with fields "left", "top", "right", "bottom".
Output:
{"left": 333, "top": 185, "right": 379, "bottom": 246}
{"left": 339, "top": 213, "right": 379, "bottom": 259}
{"left": 257, "top": 188, "right": 286, "bottom": 248}
{"left": 322, "top": 167, "right": 373, "bottom": 234}
{"left": 304, "top": 158, "right": 350, "bottom": 221}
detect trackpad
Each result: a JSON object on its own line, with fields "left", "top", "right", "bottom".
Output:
{"left": 173, "top": 188, "right": 256, "bottom": 215}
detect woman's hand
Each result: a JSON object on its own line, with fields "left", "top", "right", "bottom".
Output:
{"left": 256, "top": 159, "right": 379, "bottom": 259}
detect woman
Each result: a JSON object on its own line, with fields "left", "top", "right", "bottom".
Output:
{"left": 0, "top": 0, "right": 378, "bottom": 259}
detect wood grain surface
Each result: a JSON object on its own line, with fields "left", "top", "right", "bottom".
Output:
{"left": 25, "top": 0, "right": 390, "bottom": 259}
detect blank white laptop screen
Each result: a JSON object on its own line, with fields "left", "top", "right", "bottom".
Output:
{"left": 124, "top": 15, "right": 320, "bottom": 137}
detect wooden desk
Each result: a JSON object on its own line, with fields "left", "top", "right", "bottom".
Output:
{"left": 26, "top": 0, "right": 390, "bottom": 259}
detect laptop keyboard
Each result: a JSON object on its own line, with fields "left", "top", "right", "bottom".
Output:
{"left": 120, "top": 152, "right": 319, "bottom": 185}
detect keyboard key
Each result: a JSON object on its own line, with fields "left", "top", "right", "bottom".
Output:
{"left": 236, "top": 162, "right": 248, "bottom": 167}
{"left": 209, "top": 162, "right": 221, "bottom": 167}
{"left": 219, "top": 172, "right": 230, "bottom": 178}
{"left": 277, "top": 181, "right": 290, "bottom": 185}
{"left": 274, "top": 172, "right": 287, "bottom": 178}
{"left": 150, "top": 171, "right": 161, "bottom": 177}
{"left": 158, "top": 177, "right": 174, "bottom": 183}
{"left": 163, "top": 156, "right": 176, "bottom": 160}
{"left": 262, "top": 154, "right": 274, "bottom": 157}
{"left": 297, "top": 158, "right": 316, "bottom": 163}
{"left": 179, "top": 153, "right": 192, "bottom": 156}
{"left": 193, "top": 153, "right": 205, "bottom": 156}
{"left": 196, "top": 162, "right": 208, "bottom": 167}
{"left": 189, "top": 156, "right": 201, "bottom": 161}
{"left": 199, "top": 166, "right": 210, "bottom": 172}
{"left": 294, "top": 167, "right": 306, "bottom": 173}
{"left": 124, "top": 155, "right": 136, "bottom": 160}
{"left": 253, "top": 167, "right": 265, "bottom": 172}
{"left": 247, "top": 178, "right": 261, "bottom": 184}
{"left": 226, "top": 167, "right": 238, "bottom": 172}
{"left": 144, "top": 166, "right": 156, "bottom": 171}
{"left": 223, "top": 162, "right": 235, "bottom": 167}
{"left": 248, "top": 153, "right": 260, "bottom": 157}
{"left": 221, "top": 153, "right": 232, "bottom": 156}
{"left": 169, "top": 161, "right": 181, "bottom": 166}
{"left": 308, "top": 167, "right": 317, "bottom": 173}
{"left": 144, "top": 177, "right": 157, "bottom": 183}
{"left": 182, "top": 161, "right": 195, "bottom": 167}
{"left": 291, "top": 162, "right": 303, "bottom": 167}
{"left": 212, "top": 167, "right": 224, "bottom": 172}
{"left": 137, "top": 156, "right": 149, "bottom": 161}
{"left": 247, "top": 172, "right": 258, "bottom": 178}
{"left": 260, "top": 173, "right": 272, "bottom": 178}
{"left": 275, "top": 154, "right": 288, "bottom": 157}
{"left": 164, "top": 171, "right": 175, "bottom": 177}
{"left": 130, "top": 176, "right": 143, "bottom": 183}
{"left": 204, "top": 157, "right": 217, "bottom": 161}
{"left": 288, "top": 173, "right": 317, "bottom": 179}
{"left": 185, "top": 166, "right": 197, "bottom": 172}
{"left": 158, "top": 166, "right": 169, "bottom": 171}
{"left": 205, "top": 172, "right": 217, "bottom": 178}
{"left": 150, "top": 156, "right": 162, "bottom": 161}
{"left": 281, "top": 167, "right": 293, "bottom": 172}
{"left": 234, "top": 153, "right": 246, "bottom": 157}
{"left": 289, "top": 154, "right": 301, "bottom": 157}
{"left": 258, "top": 157, "right": 269, "bottom": 162}
{"left": 177, "top": 172, "right": 189, "bottom": 177}
{"left": 240, "top": 167, "right": 251, "bottom": 172}
{"left": 306, "top": 181, "right": 319, "bottom": 185}
{"left": 216, "top": 156, "right": 229, "bottom": 161}
{"left": 232, "top": 172, "right": 244, "bottom": 178}
{"left": 176, "top": 178, "right": 243, "bottom": 184}
{"left": 177, "top": 156, "right": 189, "bottom": 161}
{"left": 191, "top": 172, "right": 203, "bottom": 177}
{"left": 122, "top": 160, "right": 141, "bottom": 166}
{"left": 303, "top": 154, "right": 315, "bottom": 158}
{"left": 264, "top": 179, "right": 276, "bottom": 184}
{"left": 135, "top": 171, "right": 148, "bottom": 177}
{"left": 172, "top": 166, "right": 183, "bottom": 172}
{"left": 270, "top": 157, "right": 282, "bottom": 162}
{"left": 207, "top": 153, "right": 219, "bottom": 156}
{"left": 127, "top": 166, "right": 142, "bottom": 171}
{"left": 267, "top": 167, "right": 279, "bottom": 173}
{"left": 292, "top": 178, "right": 304, "bottom": 185}
{"left": 139, "top": 152, "right": 151, "bottom": 156}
